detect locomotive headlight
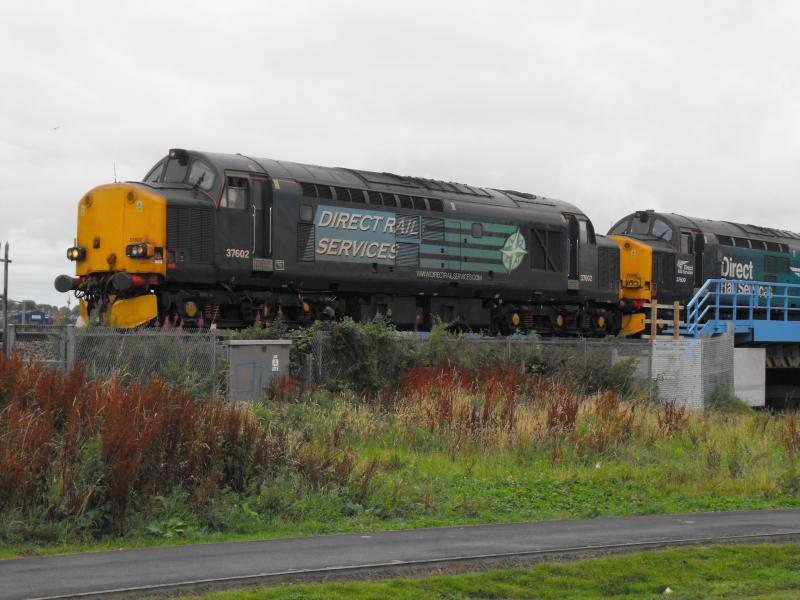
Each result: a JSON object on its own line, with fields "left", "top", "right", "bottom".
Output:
{"left": 125, "top": 243, "right": 152, "bottom": 259}
{"left": 66, "top": 246, "right": 86, "bottom": 261}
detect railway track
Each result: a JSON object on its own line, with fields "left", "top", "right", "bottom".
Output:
{"left": 2, "top": 509, "right": 799, "bottom": 599}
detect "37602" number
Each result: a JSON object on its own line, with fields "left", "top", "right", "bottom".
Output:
{"left": 226, "top": 248, "right": 250, "bottom": 259}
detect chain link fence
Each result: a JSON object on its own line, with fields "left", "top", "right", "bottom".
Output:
{"left": 301, "top": 331, "right": 653, "bottom": 393}
{"left": 2, "top": 325, "right": 69, "bottom": 370}
{"left": 294, "top": 331, "right": 736, "bottom": 409}
{"left": 5, "top": 325, "right": 224, "bottom": 397}
{"left": 4, "top": 325, "right": 735, "bottom": 409}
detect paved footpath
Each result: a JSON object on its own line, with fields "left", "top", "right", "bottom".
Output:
{"left": 2, "top": 509, "right": 799, "bottom": 599}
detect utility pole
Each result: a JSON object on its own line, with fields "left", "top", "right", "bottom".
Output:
{"left": 2, "top": 242, "right": 9, "bottom": 355}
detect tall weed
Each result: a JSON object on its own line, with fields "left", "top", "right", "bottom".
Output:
{"left": 0, "top": 353, "right": 283, "bottom": 537}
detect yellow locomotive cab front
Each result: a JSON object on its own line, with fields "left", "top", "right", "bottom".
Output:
{"left": 58, "top": 183, "right": 167, "bottom": 327}
{"left": 610, "top": 235, "right": 653, "bottom": 336}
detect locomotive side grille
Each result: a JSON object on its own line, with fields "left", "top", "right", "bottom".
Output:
{"left": 411, "top": 196, "right": 426, "bottom": 210}
{"left": 167, "top": 207, "right": 179, "bottom": 251}
{"left": 297, "top": 223, "right": 315, "bottom": 262}
{"left": 765, "top": 255, "right": 789, "bottom": 273}
{"left": 428, "top": 198, "right": 444, "bottom": 212}
{"left": 178, "top": 209, "right": 191, "bottom": 248}
{"left": 334, "top": 187, "right": 350, "bottom": 202}
{"left": 317, "top": 185, "right": 333, "bottom": 199}
{"left": 300, "top": 182, "right": 317, "bottom": 198}
{"left": 422, "top": 217, "right": 445, "bottom": 241}
{"left": 349, "top": 188, "right": 366, "bottom": 203}
{"left": 396, "top": 215, "right": 420, "bottom": 240}
{"left": 396, "top": 243, "right": 420, "bottom": 267}
{"left": 652, "top": 251, "right": 675, "bottom": 295}
{"left": 166, "top": 206, "right": 212, "bottom": 264}
{"left": 597, "top": 246, "right": 619, "bottom": 290}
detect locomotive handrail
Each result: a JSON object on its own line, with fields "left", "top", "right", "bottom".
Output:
{"left": 684, "top": 278, "right": 800, "bottom": 338}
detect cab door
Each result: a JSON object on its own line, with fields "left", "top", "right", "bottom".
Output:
{"left": 215, "top": 173, "right": 255, "bottom": 275}
{"left": 250, "top": 176, "right": 273, "bottom": 275}
{"left": 577, "top": 217, "right": 598, "bottom": 293}
{"left": 567, "top": 215, "right": 580, "bottom": 290}
{"left": 677, "top": 229, "right": 698, "bottom": 295}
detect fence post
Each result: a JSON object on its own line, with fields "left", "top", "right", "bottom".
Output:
{"left": 209, "top": 330, "right": 218, "bottom": 399}
{"left": 650, "top": 299, "right": 658, "bottom": 339}
{"left": 305, "top": 352, "right": 313, "bottom": 384}
{"left": 65, "top": 324, "right": 76, "bottom": 370}
{"left": 673, "top": 301, "right": 681, "bottom": 340}
{"left": 6, "top": 324, "right": 15, "bottom": 355}
{"left": 648, "top": 337, "right": 656, "bottom": 404}
{"left": 316, "top": 333, "right": 323, "bottom": 382}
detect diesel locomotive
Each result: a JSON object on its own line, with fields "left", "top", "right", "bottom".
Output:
{"left": 54, "top": 149, "right": 623, "bottom": 334}
{"left": 609, "top": 210, "right": 800, "bottom": 333}
{"left": 55, "top": 148, "right": 800, "bottom": 336}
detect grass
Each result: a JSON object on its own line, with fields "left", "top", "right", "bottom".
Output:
{"left": 175, "top": 544, "right": 800, "bottom": 599}
{"left": 2, "top": 356, "right": 800, "bottom": 559}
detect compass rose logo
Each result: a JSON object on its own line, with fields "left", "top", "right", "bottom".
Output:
{"left": 501, "top": 229, "right": 527, "bottom": 271}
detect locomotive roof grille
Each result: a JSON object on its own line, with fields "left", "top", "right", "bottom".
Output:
{"left": 299, "top": 182, "right": 444, "bottom": 213}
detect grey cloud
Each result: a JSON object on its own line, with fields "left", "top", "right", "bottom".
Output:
{"left": 1, "top": 0, "right": 799, "bottom": 304}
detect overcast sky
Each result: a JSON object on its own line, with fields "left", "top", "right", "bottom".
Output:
{"left": 1, "top": 1, "right": 799, "bottom": 305}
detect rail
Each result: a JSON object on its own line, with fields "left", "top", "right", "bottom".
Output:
{"left": 684, "top": 278, "right": 800, "bottom": 341}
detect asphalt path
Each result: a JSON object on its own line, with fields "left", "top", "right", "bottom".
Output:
{"left": 2, "top": 509, "right": 799, "bottom": 599}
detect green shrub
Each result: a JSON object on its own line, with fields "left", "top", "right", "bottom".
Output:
{"left": 708, "top": 382, "right": 752, "bottom": 413}
{"left": 293, "top": 317, "right": 413, "bottom": 395}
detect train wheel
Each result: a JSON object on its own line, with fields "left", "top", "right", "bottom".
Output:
{"left": 593, "top": 312, "right": 608, "bottom": 335}
{"left": 551, "top": 311, "right": 567, "bottom": 335}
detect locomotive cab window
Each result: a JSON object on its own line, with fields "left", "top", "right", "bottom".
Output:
{"left": 144, "top": 160, "right": 165, "bottom": 183}
{"left": 680, "top": 232, "right": 693, "bottom": 254}
{"left": 164, "top": 157, "right": 189, "bottom": 183}
{"left": 630, "top": 217, "right": 650, "bottom": 235}
{"left": 609, "top": 219, "right": 629, "bottom": 235}
{"left": 579, "top": 220, "right": 588, "bottom": 244}
{"left": 220, "top": 176, "right": 249, "bottom": 209}
{"left": 652, "top": 219, "right": 673, "bottom": 241}
{"left": 187, "top": 160, "right": 215, "bottom": 191}
{"left": 578, "top": 219, "right": 595, "bottom": 244}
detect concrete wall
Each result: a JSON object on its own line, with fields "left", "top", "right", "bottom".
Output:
{"left": 734, "top": 348, "right": 766, "bottom": 407}
{"left": 651, "top": 338, "right": 703, "bottom": 409}
{"left": 650, "top": 332, "right": 735, "bottom": 410}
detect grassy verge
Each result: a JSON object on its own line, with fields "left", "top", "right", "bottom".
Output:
{"left": 175, "top": 544, "right": 800, "bottom": 599}
{"left": 2, "top": 351, "right": 800, "bottom": 559}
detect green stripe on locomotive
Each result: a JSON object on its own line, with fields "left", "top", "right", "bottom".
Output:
{"left": 420, "top": 218, "right": 525, "bottom": 274}
{"left": 717, "top": 246, "right": 800, "bottom": 306}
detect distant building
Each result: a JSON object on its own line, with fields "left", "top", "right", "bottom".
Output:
{"left": 9, "top": 309, "right": 53, "bottom": 325}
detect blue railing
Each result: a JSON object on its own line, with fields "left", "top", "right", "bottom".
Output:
{"left": 684, "top": 278, "right": 800, "bottom": 341}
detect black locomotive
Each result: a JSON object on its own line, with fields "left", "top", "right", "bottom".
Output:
{"left": 56, "top": 149, "right": 622, "bottom": 334}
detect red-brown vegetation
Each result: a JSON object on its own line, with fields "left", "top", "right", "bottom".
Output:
{"left": 0, "top": 353, "right": 282, "bottom": 533}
